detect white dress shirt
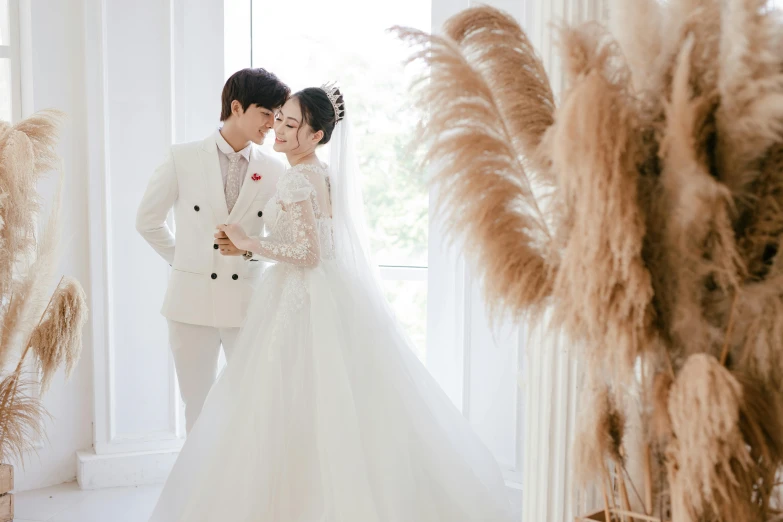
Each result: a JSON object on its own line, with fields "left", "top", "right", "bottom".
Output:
{"left": 215, "top": 129, "right": 252, "bottom": 200}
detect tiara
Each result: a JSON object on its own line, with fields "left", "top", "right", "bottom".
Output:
{"left": 320, "top": 81, "right": 345, "bottom": 123}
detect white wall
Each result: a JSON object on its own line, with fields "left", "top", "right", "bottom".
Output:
{"left": 15, "top": 0, "right": 226, "bottom": 491}
{"left": 173, "top": 0, "right": 226, "bottom": 142}
{"left": 77, "top": 0, "right": 226, "bottom": 488}
{"left": 13, "top": 0, "right": 93, "bottom": 492}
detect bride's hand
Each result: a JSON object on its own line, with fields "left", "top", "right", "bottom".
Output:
{"left": 216, "top": 224, "right": 251, "bottom": 251}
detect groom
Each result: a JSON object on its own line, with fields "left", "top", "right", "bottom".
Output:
{"left": 136, "top": 68, "right": 289, "bottom": 433}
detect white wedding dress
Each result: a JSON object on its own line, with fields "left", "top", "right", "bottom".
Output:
{"left": 149, "top": 155, "right": 515, "bottom": 521}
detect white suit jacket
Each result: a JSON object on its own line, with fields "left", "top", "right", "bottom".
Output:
{"left": 136, "top": 134, "right": 284, "bottom": 328}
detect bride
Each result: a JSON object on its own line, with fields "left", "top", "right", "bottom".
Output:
{"left": 148, "top": 84, "right": 515, "bottom": 522}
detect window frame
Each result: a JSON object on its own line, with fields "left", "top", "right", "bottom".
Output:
{"left": 1, "top": 0, "right": 22, "bottom": 122}
{"left": 244, "top": 0, "right": 432, "bottom": 357}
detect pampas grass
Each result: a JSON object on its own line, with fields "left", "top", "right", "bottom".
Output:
{"left": 574, "top": 378, "right": 626, "bottom": 487}
{"left": 442, "top": 7, "right": 556, "bottom": 183}
{"left": 399, "top": 1, "right": 783, "bottom": 520}
{"left": 0, "top": 110, "right": 62, "bottom": 299}
{"left": 0, "top": 376, "right": 49, "bottom": 464}
{"left": 30, "top": 277, "right": 88, "bottom": 394}
{"left": 0, "top": 110, "right": 86, "bottom": 465}
{"left": 395, "top": 25, "right": 555, "bottom": 321}
{"left": 0, "top": 170, "right": 63, "bottom": 370}
{"left": 607, "top": 0, "right": 663, "bottom": 94}
{"left": 716, "top": 0, "right": 783, "bottom": 199}
{"left": 544, "top": 22, "right": 654, "bottom": 377}
{"left": 667, "top": 354, "right": 753, "bottom": 521}
{"left": 659, "top": 35, "right": 745, "bottom": 362}
{"left": 737, "top": 144, "right": 783, "bottom": 283}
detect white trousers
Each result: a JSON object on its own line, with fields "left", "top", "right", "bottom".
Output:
{"left": 167, "top": 320, "right": 240, "bottom": 434}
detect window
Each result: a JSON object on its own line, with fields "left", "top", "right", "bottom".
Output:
{"left": 248, "top": 0, "right": 431, "bottom": 361}
{"left": 0, "top": 0, "right": 20, "bottom": 123}
{"left": 229, "top": 1, "right": 526, "bottom": 504}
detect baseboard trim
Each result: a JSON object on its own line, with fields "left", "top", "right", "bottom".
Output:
{"left": 76, "top": 448, "right": 180, "bottom": 490}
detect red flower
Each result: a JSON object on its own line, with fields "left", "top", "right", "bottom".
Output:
{"left": 251, "top": 173, "right": 262, "bottom": 181}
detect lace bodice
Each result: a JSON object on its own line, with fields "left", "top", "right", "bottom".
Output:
{"left": 252, "top": 163, "right": 335, "bottom": 266}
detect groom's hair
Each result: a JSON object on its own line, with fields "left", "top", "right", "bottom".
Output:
{"left": 220, "top": 68, "right": 290, "bottom": 122}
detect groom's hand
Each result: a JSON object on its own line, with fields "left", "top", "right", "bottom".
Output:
{"left": 214, "top": 231, "right": 244, "bottom": 256}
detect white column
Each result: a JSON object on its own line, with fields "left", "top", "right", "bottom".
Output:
{"left": 78, "top": 0, "right": 226, "bottom": 489}
{"left": 521, "top": 322, "right": 587, "bottom": 522}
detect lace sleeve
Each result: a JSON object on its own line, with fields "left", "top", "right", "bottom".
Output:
{"left": 245, "top": 171, "right": 321, "bottom": 267}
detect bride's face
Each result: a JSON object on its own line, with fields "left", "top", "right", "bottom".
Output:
{"left": 273, "top": 98, "right": 319, "bottom": 155}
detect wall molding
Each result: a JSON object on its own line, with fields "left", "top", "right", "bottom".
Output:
{"left": 83, "top": 0, "right": 114, "bottom": 456}
{"left": 76, "top": 448, "right": 180, "bottom": 490}
{"left": 85, "top": 0, "right": 184, "bottom": 465}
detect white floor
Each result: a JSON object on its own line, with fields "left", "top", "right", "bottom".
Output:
{"left": 16, "top": 480, "right": 522, "bottom": 521}
{"left": 14, "top": 481, "right": 163, "bottom": 522}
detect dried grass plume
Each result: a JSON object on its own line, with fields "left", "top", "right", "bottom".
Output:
{"left": 30, "top": 277, "right": 88, "bottom": 394}
{"left": 400, "top": 1, "right": 783, "bottom": 519}
{"left": 0, "top": 109, "right": 86, "bottom": 466}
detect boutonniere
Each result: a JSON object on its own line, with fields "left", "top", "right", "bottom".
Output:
{"left": 251, "top": 173, "right": 262, "bottom": 182}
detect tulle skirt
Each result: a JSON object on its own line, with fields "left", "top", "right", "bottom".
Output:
{"left": 148, "top": 261, "right": 515, "bottom": 522}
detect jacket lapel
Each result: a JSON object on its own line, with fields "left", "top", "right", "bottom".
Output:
{"left": 227, "top": 147, "right": 266, "bottom": 222}
{"left": 198, "top": 136, "right": 229, "bottom": 224}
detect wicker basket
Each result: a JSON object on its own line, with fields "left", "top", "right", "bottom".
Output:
{"left": 0, "top": 464, "right": 13, "bottom": 522}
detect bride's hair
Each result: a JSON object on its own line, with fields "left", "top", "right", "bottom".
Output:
{"left": 292, "top": 87, "right": 346, "bottom": 145}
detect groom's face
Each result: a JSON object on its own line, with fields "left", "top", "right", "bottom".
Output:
{"left": 234, "top": 102, "right": 276, "bottom": 145}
